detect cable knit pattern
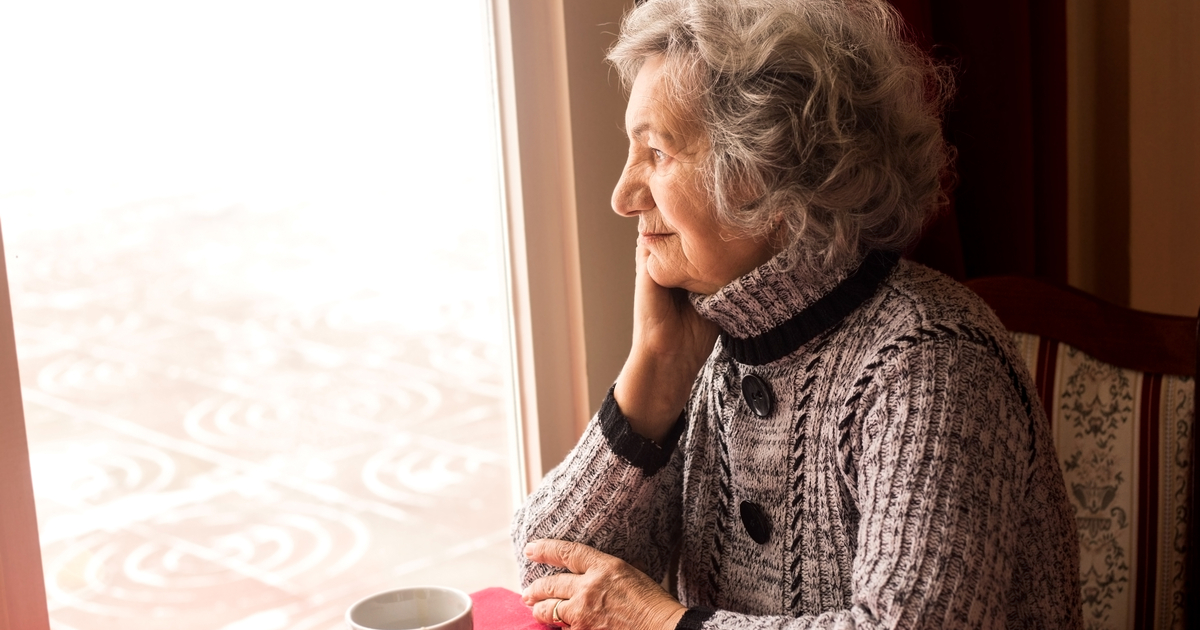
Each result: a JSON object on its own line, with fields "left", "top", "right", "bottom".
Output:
{"left": 512, "top": 256, "right": 1083, "bottom": 630}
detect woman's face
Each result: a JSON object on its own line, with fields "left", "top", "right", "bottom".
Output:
{"left": 612, "top": 56, "right": 777, "bottom": 295}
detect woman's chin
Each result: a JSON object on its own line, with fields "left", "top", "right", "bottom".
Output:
{"left": 646, "top": 260, "right": 681, "bottom": 289}
{"left": 647, "top": 263, "right": 716, "bottom": 295}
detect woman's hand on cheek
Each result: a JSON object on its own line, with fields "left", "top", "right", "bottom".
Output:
{"left": 614, "top": 241, "right": 718, "bottom": 442}
{"left": 521, "top": 539, "right": 686, "bottom": 630}
{"left": 631, "top": 239, "right": 718, "bottom": 360}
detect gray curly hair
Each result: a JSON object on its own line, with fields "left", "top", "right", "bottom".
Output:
{"left": 608, "top": 0, "right": 953, "bottom": 273}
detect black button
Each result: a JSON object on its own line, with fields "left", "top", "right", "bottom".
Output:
{"left": 740, "top": 501, "right": 771, "bottom": 544}
{"left": 740, "top": 374, "right": 773, "bottom": 417}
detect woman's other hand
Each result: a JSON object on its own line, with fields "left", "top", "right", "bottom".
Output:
{"left": 614, "top": 240, "right": 719, "bottom": 442}
{"left": 522, "top": 539, "right": 686, "bottom": 630}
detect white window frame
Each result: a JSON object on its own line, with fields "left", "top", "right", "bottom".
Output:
{"left": 489, "top": 0, "right": 592, "bottom": 495}
{"left": 489, "top": 0, "right": 635, "bottom": 495}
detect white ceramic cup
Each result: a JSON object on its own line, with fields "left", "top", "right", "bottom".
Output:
{"left": 346, "top": 586, "right": 474, "bottom": 630}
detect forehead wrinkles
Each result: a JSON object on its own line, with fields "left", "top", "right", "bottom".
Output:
{"left": 627, "top": 57, "right": 708, "bottom": 156}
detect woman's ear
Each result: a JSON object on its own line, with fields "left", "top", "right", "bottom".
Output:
{"left": 768, "top": 211, "right": 791, "bottom": 250}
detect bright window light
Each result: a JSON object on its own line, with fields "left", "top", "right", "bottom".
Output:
{"left": 0, "top": 2, "right": 518, "bottom": 629}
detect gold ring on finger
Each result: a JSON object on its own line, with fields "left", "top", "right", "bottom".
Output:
{"left": 552, "top": 598, "right": 568, "bottom": 627}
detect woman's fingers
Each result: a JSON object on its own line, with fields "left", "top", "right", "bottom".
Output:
{"left": 521, "top": 539, "right": 686, "bottom": 630}
{"left": 631, "top": 241, "right": 673, "bottom": 338}
{"left": 630, "top": 240, "right": 717, "bottom": 357}
{"left": 521, "top": 540, "right": 601, "bottom": 627}
{"left": 531, "top": 596, "right": 571, "bottom": 627}
{"left": 524, "top": 539, "right": 604, "bottom": 574}
{"left": 522, "top": 571, "right": 578, "bottom": 605}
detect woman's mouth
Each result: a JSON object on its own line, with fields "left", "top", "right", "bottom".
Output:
{"left": 640, "top": 232, "right": 671, "bottom": 243}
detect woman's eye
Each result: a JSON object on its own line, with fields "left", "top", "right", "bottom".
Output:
{"left": 652, "top": 148, "right": 667, "bottom": 162}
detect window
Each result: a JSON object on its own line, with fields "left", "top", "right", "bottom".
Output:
{"left": 0, "top": 1, "right": 545, "bottom": 628}
{"left": 1, "top": 1, "right": 626, "bottom": 627}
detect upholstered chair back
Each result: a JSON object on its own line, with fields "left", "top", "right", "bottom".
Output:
{"left": 967, "top": 276, "right": 1198, "bottom": 630}
{"left": 1011, "top": 333, "right": 1192, "bottom": 629}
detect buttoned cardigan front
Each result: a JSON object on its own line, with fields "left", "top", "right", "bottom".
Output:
{"left": 511, "top": 253, "right": 1082, "bottom": 630}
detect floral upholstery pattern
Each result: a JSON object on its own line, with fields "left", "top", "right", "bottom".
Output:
{"left": 1011, "top": 333, "right": 1194, "bottom": 630}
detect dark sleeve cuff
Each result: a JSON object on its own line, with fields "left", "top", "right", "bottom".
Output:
{"left": 598, "top": 385, "right": 687, "bottom": 475}
{"left": 675, "top": 608, "right": 716, "bottom": 630}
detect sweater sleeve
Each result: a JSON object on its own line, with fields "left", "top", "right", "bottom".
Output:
{"left": 511, "top": 386, "right": 688, "bottom": 588}
{"left": 689, "top": 336, "right": 1065, "bottom": 630}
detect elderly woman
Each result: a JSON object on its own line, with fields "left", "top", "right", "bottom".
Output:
{"left": 511, "top": 0, "right": 1081, "bottom": 629}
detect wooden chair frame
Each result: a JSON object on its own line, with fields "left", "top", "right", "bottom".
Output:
{"left": 966, "top": 275, "right": 1198, "bottom": 629}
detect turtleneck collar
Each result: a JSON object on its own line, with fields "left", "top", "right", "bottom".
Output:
{"left": 690, "top": 250, "right": 900, "bottom": 365}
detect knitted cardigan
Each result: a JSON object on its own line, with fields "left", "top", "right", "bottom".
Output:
{"left": 511, "top": 252, "right": 1083, "bottom": 630}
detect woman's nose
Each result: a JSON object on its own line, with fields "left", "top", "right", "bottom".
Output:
{"left": 611, "top": 162, "right": 652, "bottom": 217}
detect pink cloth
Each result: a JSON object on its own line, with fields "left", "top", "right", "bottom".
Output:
{"left": 470, "top": 587, "right": 550, "bottom": 630}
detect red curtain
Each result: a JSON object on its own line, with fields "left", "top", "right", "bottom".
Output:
{"left": 895, "top": 0, "right": 1068, "bottom": 283}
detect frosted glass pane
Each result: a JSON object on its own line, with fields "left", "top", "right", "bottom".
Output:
{"left": 0, "top": 2, "right": 518, "bottom": 629}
